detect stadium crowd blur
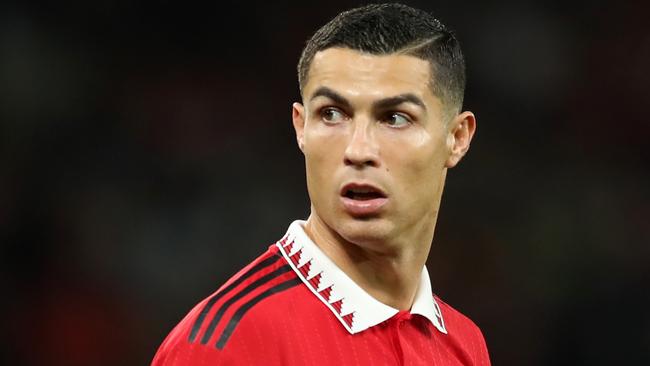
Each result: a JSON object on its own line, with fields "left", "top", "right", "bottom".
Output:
{"left": 1, "top": 1, "right": 649, "bottom": 365}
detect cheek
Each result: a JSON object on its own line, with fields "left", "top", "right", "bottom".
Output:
{"left": 304, "top": 123, "right": 347, "bottom": 169}
{"left": 386, "top": 137, "right": 446, "bottom": 196}
{"left": 304, "top": 138, "right": 334, "bottom": 177}
{"left": 385, "top": 130, "right": 443, "bottom": 169}
{"left": 303, "top": 129, "right": 344, "bottom": 198}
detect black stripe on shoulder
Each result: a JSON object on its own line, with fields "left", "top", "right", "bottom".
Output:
{"left": 216, "top": 277, "right": 302, "bottom": 349}
{"left": 200, "top": 264, "right": 293, "bottom": 344}
{"left": 188, "top": 252, "right": 282, "bottom": 342}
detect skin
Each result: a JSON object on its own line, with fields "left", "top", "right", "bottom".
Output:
{"left": 292, "top": 47, "right": 476, "bottom": 310}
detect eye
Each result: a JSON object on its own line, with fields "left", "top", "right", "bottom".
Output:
{"left": 383, "top": 112, "right": 411, "bottom": 128}
{"left": 320, "top": 107, "right": 347, "bottom": 124}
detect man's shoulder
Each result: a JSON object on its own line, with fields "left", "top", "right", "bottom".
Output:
{"left": 152, "top": 244, "right": 304, "bottom": 365}
{"left": 433, "top": 294, "right": 481, "bottom": 334}
{"left": 433, "top": 295, "right": 491, "bottom": 364}
{"left": 434, "top": 295, "right": 483, "bottom": 334}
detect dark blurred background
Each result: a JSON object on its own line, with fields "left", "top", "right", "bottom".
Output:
{"left": 2, "top": 0, "right": 649, "bottom": 365}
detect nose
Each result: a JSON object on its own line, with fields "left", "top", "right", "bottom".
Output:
{"left": 343, "top": 118, "right": 380, "bottom": 168}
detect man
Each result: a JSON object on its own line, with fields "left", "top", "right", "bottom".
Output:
{"left": 152, "top": 3, "right": 489, "bottom": 365}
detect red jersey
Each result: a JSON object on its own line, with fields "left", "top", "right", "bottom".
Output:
{"left": 152, "top": 221, "right": 490, "bottom": 365}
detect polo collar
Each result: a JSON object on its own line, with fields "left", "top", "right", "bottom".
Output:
{"left": 276, "top": 220, "right": 447, "bottom": 335}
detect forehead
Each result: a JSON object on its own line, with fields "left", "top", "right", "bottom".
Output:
{"left": 304, "top": 48, "right": 435, "bottom": 104}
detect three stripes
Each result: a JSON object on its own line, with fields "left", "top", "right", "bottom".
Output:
{"left": 188, "top": 251, "right": 300, "bottom": 349}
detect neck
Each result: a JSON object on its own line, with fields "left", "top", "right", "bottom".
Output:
{"left": 303, "top": 213, "right": 436, "bottom": 310}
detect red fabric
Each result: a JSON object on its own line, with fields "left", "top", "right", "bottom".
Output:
{"left": 152, "top": 245, "right": 491, "bottom": 365}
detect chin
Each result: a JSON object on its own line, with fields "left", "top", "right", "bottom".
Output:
{"left": 335, "top": 216, "right": 395, "bottom": 248}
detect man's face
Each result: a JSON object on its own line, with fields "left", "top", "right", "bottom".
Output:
{"left": 293, "top": 48, "right": 473, "bottom": 251}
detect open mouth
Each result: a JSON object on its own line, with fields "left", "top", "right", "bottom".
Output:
{"left": 340, "top": 183, "right": 388, "bottom": 216}
{"left": 341, "top": 185, "right": 387, "bottom": 201}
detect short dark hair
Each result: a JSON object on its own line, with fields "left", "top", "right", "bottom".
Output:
{"left": 297, "top": 3, "right": 466, "bottom": 114}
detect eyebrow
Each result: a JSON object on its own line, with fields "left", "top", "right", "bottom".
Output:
{"left": 309, "top": 87, "right": 352, "bottom": 110}
{"left": 309, "top": 86, "right": 426, "bottom": 112}
{"left": 373, "top": 94, "right": 426, "bottom": 112}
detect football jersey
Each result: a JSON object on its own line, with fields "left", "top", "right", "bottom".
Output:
{"left": 152, "top": 220, "right": 490, "bottom": 365}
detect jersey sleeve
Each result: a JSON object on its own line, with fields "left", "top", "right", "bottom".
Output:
{"left": 471, "top": 323, "right": 491, "bottom": 366}
{"left": 434, "top": 296, "right": 492, "bottom": 366}
{"left": 152, "top": 247, "right": 297, "bottom": 365}
{"left": 151, "top": 301, "right": 283, "bottom": 366}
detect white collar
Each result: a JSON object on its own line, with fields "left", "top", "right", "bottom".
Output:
{"left": 276, "top": 220, "right": 447, "bottom": 335}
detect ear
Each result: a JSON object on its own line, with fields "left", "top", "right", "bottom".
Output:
{"left": 292, "top": 102, "right": 306, "bottom": 153}
{"left": 445, "top": 111, "right": 476, "bottom": 168}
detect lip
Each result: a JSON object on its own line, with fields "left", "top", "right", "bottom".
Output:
{"left": 339, "top": 182, "right": 388, "bottom": 216}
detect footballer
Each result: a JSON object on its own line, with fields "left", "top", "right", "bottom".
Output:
{"left": 153, "top": 3, "right": 490, "bottom": 365}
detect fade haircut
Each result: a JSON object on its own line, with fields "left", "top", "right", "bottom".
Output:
{"left": 297, "top": 3, "right": 466, "bottom": 115}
